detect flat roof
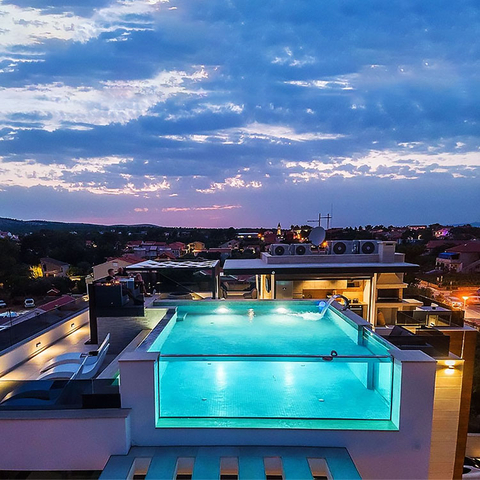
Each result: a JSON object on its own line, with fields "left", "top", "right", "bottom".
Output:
{"left": 223, "top": 258, "right": 418, "bottom": 275}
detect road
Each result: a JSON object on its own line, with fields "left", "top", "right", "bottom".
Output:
{"left": 465, "top": 304, "right": 480, "bottom": 328}
{"left": 416, "top": 281, "right": 480, "bottom": 325}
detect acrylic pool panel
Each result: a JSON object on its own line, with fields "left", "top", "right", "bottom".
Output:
{"left": 149, "top": 302, "right": 396, "bottom": 424}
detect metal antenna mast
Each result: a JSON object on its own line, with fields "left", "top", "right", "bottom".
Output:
{"left": 308, "top": 213, "right": 332, "bottom": 230}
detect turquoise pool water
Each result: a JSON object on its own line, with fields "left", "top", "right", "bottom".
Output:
{"left": 150, "top": 302, "right": 396, "bottom": 425}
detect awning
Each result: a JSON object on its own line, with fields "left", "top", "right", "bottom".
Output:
{"left": 126, "top": 259, "right": 219, "bottom": 270}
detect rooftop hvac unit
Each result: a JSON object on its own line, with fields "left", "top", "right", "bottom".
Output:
{"left": 328, "top": 241, "right": 357, "bottom": 255}
{"left": 270, "top": 244, "right": 291, "bottom": 256}
{"left": 293, "top": 244, "right": 312, "bottom": 255}
{"left": 358, "top": 240, "right": 378, "bottom": 255}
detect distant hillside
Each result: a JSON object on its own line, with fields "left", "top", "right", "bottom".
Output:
{"left": 1, "top": 216, "right": 478, "bottom": 235}
{"left": 452, "top": 222, "right": 480, "bottom": 228}
{"left": 0, "top": 217, "right": 159, "bottom": 235}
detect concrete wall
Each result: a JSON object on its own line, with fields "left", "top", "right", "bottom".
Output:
{"left": 119, "top": 348, "right": 437, "bottom": 480}
{"left": 0, "top": 409, "right": 131, "bottom": 470}
{"left": 0, "top": 310, "right": 89, "bottom": 377}
{"left": 429, "top": 359, "right": 464, "bottom": 479}
{"left": 97, "top": 314, "right": 161, "bottom": 355}
{"left": 444, "top": 327, "right": 477, "bottom": 479}
{"left": 261, "top": 248, "right": 405, "bottom": 265}
{"left": 466, "top": 434, "right": 480, "bottom": 457}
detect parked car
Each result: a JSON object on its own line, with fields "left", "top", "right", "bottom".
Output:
{"left": 0, "top": 300, "right": 6, "bottom": 308}
{"left": 24, "top": 298, "right": 35, "bottom": 308}
{"left": 464, "top": 457, "right": 480, "bottom": 478}
{"left": 447, "top": 297, "right": 463, "bottom": 309}
{"left": 467, "top": 296, "right": 480, "bottom": 305}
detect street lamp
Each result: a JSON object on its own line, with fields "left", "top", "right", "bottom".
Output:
{"left": 462, "top": 296, "right": 469, "bottom": 310}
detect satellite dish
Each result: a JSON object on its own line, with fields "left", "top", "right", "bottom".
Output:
{"left": 309, "top": 226, "right": 326, "bottom": 246}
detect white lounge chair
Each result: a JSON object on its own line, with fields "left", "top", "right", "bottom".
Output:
{"left": 1, "top": 365, "right": 83, "bottom": 406}
{"left": 40, "top": 333, "right": 110, "bottom": 373}
{"left": 37, "top": 340, "right": 110, "bottom": 381}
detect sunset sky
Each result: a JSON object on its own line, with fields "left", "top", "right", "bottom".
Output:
{"left": 0, "top": 0, "right": 479, "bottom": 228}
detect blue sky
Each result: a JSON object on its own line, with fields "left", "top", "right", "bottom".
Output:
{"left": 0, "top": 0, "right": 479, "bottom": 228}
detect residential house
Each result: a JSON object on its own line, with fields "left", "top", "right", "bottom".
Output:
{"left": 426, "top": 239, "right": 466, "bottom": 254}
{"left": 219, "top": 239, "right": 240, "bottom": 249}
{"left": 261, "top": 230, "right": 277, "bottom": 244}
{"left": 40, "top": 257, "right": 70, "bottom": 277}
{"left": 436, "top": 242, "right": 480, "bottom": 273}
{"left": 236, "top": 232, "right": 260, "bottom": 240}
{"left": 155, "top": 251, "right": 176, "bottom": 260}
{"left": 223, "top": 240, "right": 423, "bottom": 326}
{"left": 186, "top": 241, "right": 206, "bottom": 254}
{"left": 124, "top": 241, "right": 170, "bottom": 259}
{"left": 433, "top": 226, "right": 452, "bottom": 239}
{"left": 167, "top": 242, "right": 186, "bottom": 257}
{"left": 91, "top": 255, "right": 142, "bottom": 281}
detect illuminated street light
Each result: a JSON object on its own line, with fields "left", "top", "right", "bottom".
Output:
{"left": 462, "top": 296, "right": 469, "bottom": 310}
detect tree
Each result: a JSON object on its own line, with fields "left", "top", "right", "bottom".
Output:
{"left": 0, "top": 238, "right": 30, "bottom": 294}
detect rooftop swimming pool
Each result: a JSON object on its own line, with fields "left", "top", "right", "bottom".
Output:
{"left": 147, "top": 302, "right": 399, "bottom": 429}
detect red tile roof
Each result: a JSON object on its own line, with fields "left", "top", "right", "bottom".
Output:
{"left": 446, "top": 242, "right": 480, "bottom": 253}
{"left": 107, "top": 255, "right": 143, "bottom": 264}
{"left": 38, "top": 295, "right": 76, "bottom": 312}
{"left": 125, "top": 240, "right": 143, "bottom": 246}
{"left": 426, "top": 240, "right": 466, "bottom": 249}
{"left": 156, "top": 251, "right": 176, "bottom": 260}
{"left": 168, "top": 242, "right": 186, "bottom": 248}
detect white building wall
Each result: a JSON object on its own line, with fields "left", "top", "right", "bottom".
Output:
{"left": 0, "top": 410, "right": 131, "bottom": 471}
{"left": 119, "top": 349, "right": 436, "bottom": 480}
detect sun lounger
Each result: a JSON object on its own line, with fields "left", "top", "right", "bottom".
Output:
{"left": 37, "top": 340, "right": 110, "bottom": 381}
{"left": 0, "top": 365, "right": 83, "bottom": 406}
{"left": 40, "top": 334, "right": 110, "bottom": 373}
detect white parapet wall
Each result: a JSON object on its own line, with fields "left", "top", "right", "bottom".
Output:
{"left": 119, "top": 343, "right": 437, "bottom": 480}
{"left": 0, "top": 309, "right": 89, "bottom": 377}
{"left": 0, "top": 409, "right": 131, "bottom": 470}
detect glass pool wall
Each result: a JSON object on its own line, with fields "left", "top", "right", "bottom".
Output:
{"left": 150, "top": 302, "right": 397, "bottom": 425}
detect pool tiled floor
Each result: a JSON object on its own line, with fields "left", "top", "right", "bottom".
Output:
{"left": 159, "top": 360, "right": 391, "bottom": 420}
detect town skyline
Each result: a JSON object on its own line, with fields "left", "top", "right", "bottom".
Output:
{"left": 1, "top": 214, "right": 480, "bottom": 231}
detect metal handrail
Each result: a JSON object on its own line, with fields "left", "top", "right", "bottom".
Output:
{"left": 159, "top": 353, "right": 391, "bottom": 359}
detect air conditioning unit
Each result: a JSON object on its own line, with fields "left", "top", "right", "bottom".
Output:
{"left": 270, "top": 244, "right": 291, "bottom": 256}
{"left": 358, "top": 240, "right": 378, "bottom": 255}
{"left": 328, "top": 241, "right": 357, "bottom": 255}
{"left": 293, "top": 244, "right": 312, "bottom": 255}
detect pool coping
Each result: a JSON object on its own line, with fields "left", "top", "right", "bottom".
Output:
{"left": 137, "top": 308, "right": 175, "bottom": 352}
{"left": 154, "top": 417, "right": 399, "bottom": 431}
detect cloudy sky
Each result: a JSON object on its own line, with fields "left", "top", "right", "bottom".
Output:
{"left": 0, "top": 0, "right": 479, "bottom": 228}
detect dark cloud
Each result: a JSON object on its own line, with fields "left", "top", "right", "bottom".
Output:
{"left": 0, "top": 0, "right": 479, "bottom": 226}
